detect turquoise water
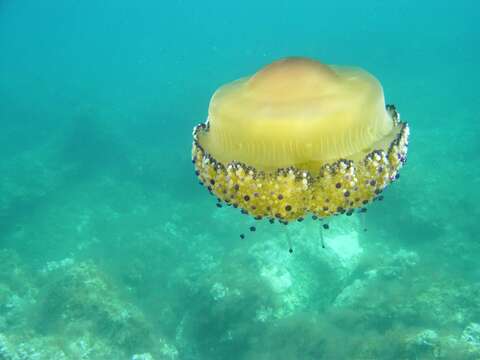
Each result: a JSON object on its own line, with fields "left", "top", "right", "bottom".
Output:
{"left": 0, "top": 1, "right": 479, "bottom": 359}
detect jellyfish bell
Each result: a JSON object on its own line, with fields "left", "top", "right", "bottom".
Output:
{"left": 192, "top": 57, "right": 409, "bottom": 223}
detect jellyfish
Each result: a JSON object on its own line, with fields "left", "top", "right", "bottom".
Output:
{"left": 192, "top": 57, "right": 409, "bottom": 249}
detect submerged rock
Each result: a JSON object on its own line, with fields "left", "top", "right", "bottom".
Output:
{"left": 36, "top": 261, "right": 152, "bottom": 354}
{"left": 462, "top": 323, "right": 480, "bottom": 353}
{"left": 406, "top": 329, "right": 440, "bottom": 359}
{"left": 131, "top": 353, "right": 154, "bottom": 360}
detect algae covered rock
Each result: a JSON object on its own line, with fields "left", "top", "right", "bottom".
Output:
{"left": 36, "top": 260, "right": 152, "bottom": 354}
{"left": 462, "top": 323, "right": 480, "bottom": 354}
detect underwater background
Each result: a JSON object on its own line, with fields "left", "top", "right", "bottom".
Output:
{"left": 0, "top": 0, "right": 479, "bottom": 359}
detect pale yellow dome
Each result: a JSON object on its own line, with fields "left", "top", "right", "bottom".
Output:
{"left": 198, "top": 57, "right": 396, "bottom": 171}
